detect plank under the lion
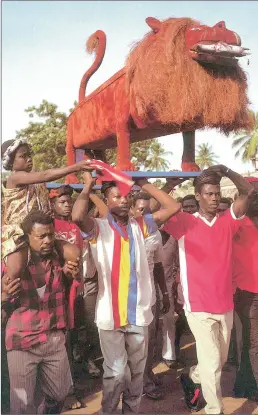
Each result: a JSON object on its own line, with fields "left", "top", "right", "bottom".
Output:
{"left": 46, "top": 170, "right": 200, "bottom": 190}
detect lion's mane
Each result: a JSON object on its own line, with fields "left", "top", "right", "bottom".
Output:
{"left": 126, "top": 18, "right": 253, "bottom": 134}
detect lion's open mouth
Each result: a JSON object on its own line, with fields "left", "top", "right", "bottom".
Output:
{"left": 190, "top": 41, "right": 250, "bottom": 66}
{"left": 185, "top": 21, "right": 250, "bottom": 67}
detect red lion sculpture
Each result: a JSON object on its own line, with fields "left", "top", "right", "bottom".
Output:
{"left": 66, "top": 17, "right": 253, "bottom": 182}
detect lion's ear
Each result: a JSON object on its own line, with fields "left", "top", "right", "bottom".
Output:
{"left": 145, "top": 17, "right": 162, "bottom": 33}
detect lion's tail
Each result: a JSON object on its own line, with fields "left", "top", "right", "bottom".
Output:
{"left": 78, "top": 30, "right": 107, "bottom": 103}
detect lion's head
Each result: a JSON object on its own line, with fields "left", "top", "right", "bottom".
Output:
{"left": 126, "top": 17, "right": 253, "bottom": 134}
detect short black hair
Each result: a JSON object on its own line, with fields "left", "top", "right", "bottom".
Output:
{"left": 194, "top": 171, "right": 221, "bottom": 194}
{"left": 132, "top": 191, "right": 151, "bottom": 207}
{"left": 182, "top": 194, "right": 198, "bottom": 205}
{"left": 101, "top": 181, "right": 117, "bottom": 197}
{"left": 21, "top": 210, "right": 53, "bottom": 235}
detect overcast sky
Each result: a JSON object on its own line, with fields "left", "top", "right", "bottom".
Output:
{"left": 2, "top": 1, "right": 258, "bottom": 173}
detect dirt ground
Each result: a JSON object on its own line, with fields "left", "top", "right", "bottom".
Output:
{"left": 63, "top": 329, "right": 258, "bottom": 415}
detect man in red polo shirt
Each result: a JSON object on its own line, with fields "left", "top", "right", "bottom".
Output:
{"left": 233, "top": 177, "right": 258, "bottom": 402}
{"left": 163, "top": 165, "right": 254, "bottom": 415}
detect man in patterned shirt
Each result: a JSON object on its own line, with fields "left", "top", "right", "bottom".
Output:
{"left": 72, "top": 173, "right": 181, "bottom": 414}
{"left": 4, "top": 210, "right": 80, "bottom": 414}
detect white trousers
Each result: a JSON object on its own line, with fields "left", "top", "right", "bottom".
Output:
{"left": 161, "top": 289, "right": 176, "bottom": 361}
{"left": 185, "top": 310, "right": 233, "bottom": 415}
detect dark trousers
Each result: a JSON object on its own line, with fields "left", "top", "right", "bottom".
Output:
{"left": 143, "top": 302, "right": 159, "bottom": 393}
{"left": 66, "top": 294, "right": 85, "bottom": 382}
{"left": 234, "top": 288, "right": 258, "bottom": 397}
{"left": 175, "top": 310, "right": 190, "bottom": 358}
{"left": 227, "top": 322, "right": 238, "bottom": 364}
{"left": 83, "top": 292, "right": 101, "bottom": 358}
{"left": 70, "top": 291, "right": 101, "bottom": 364}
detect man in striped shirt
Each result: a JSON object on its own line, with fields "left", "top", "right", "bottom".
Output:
{"left": 72, "top": 173, "right": 180, "bottom": 414}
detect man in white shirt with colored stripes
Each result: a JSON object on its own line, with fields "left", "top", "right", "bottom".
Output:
{"left": 72, "top": 173, "right": 180, "bottom": 414}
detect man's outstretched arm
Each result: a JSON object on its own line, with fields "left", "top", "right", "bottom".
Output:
{"left": 206, "top": 165, "right": 254, "bottom": 218}
{"left": 136, "top": 179, "right": 181, "bottom": 226}
{"left": 72, "top": 172, "right": 96, "bottom": 234}
{"left": 89, "top": 193, "right": 108, "bottom": 218}
{"left": 149, "top": 177, "right": 186, "bottom": 213}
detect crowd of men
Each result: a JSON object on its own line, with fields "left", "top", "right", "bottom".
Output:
{"left": 1, "top": 138, "right": 258, "bottom": 415}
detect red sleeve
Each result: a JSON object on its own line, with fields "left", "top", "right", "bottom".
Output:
{"left": 163, "top": 212, "right": 196, "bottom": 240}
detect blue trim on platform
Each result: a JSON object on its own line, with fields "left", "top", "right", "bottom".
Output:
{"left": 123, "top": 171, "right": 200, "bottom": 178}
{"left": 46, "top": 171, "right": 200, "bottom": 189}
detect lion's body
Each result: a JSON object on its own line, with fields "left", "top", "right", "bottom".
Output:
{"left": 70, "top": 70, "right": 125, "bottom": 150}
{"left": 68, "top": 68, "right": 183, "bottom": 151}
{"left": 66, "top": 17, "right": 253, "bottom": 179}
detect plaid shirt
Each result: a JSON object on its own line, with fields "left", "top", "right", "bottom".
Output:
{"left": 5, "top": 251, "right": 67, "bottom": 351}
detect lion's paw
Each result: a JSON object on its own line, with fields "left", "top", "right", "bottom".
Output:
{"left": 117, "top": 161, "right": 138, "bottom": 172}
{"left": 181, "top": 161, "right": 200, "bottom": 172}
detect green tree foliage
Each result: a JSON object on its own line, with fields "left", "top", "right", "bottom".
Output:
{"left": 106, "top": 139, "right": 154, "bottom": 169}
{"left": 15, "top": 100, "right": 77, "bottom": 171}
{"left": 107, "top": 139, "right": 172, "bottom": 170}
{"left": 151, "top": 179, "right": 165, "bottom": 189}
{"left": 196, "top": 143, "right": 219, "bottom": 170}
{"left": 15, "top": 100, "right": 172, "bottom": 176}
{"left": 145, "top": 141, "right": 172, "bottom": 171}
{"left": 232, "top": 111, "right": 258, "bottom": 171}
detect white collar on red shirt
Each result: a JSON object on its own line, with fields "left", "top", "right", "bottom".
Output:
{"left": 193, "top": 212, "right": 218, "bottom": 227}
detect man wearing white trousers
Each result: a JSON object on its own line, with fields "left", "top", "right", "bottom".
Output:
{"left": 163, "top": 165, "right": 253, "bottom": 415}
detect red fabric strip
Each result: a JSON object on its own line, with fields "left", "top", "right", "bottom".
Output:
{"left": 111, "top": 230, "right": 122, "bottom": 328}
{"left": 87, "top": 159, "right": 134, "bottom": 196}
{"left": 68, "top": 279, "right": 80, "bottom": 329}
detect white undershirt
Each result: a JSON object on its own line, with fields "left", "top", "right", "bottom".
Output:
{"left": 36, "top": 285, "right": 46, "bottom": 299}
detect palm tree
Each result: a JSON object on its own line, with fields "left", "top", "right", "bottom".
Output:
{"left": 232, "top": 111, "right": 258, "bottom": 171}
{"left": 145, "top": 141, "right": 172, "bottom": 170}
{"left": 196, "top": 143, "right": 219, "bottom": 170}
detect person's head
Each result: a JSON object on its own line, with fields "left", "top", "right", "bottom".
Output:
{"left": 101, "top": 181, "right": 132, "bottom": 218}
{"left": 49, "top": 186, "right": 73, "bottom": 219}
{"left": 21, "top": 211, "right": 55, "bottom": 257}
{"left": 194, "top": 171, "right": 221, "bottom": 215}
{"left": 1, "top": 139, "right": 33, "bottom": 172}
{"left": 181, "top": 194, "right": 199, "bottom": 214}
{"left": 131, "top": 192, "right": 151, "bottom": 218}
{"left": 217, "top": 197, "right": 232, "bottom": 213}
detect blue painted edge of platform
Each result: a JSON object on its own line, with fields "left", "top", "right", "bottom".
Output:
{"left": 46, "top": 171, "right": 200, "bottom": 189}
{"left": 123, "top": 171, "right": 200, "bottom": 178}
